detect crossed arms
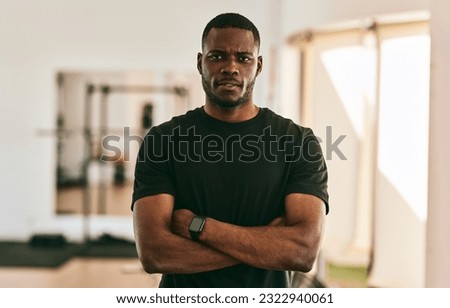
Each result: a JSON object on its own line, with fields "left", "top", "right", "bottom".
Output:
{"left": 133, "top": 193, "right": 325, "bottom": 274}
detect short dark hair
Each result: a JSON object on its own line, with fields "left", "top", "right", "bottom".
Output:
{"left": 201, "top": 13, "right": 260, "bottom": 51}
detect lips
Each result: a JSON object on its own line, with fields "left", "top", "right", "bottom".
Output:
{"left": 216, "top": 79, "right": 242, "bottom": 88}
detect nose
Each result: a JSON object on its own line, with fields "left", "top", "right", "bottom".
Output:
{"left": 220, "top": 58, "right": 239, "bottom": 75}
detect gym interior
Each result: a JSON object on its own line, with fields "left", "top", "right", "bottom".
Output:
{"left": 1, "top": 0, "right": 449, "bottom": 288}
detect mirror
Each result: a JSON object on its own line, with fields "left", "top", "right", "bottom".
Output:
{"left": 55, "top": 70, "right": 197, "bottom": 218}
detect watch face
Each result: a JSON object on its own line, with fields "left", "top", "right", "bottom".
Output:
{"left": 189, "top": 217, "right": 205, "bottom": 232}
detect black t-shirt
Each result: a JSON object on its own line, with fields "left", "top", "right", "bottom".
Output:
{"left": 132, "top": 107, "right": 329, "bottom": 288}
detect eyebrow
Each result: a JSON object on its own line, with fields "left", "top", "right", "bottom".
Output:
{"left": 207, "top": 49, "right": 255, "bottom": 56}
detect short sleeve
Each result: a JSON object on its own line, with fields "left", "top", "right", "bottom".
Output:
{"left": 131, "top": 126, "right": 176, "bottom": 210}
{"left": 285, "top": 128, "right": 329, "bottom": 214}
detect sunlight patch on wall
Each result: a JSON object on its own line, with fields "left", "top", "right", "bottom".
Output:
{"left": 377, "top": 34, "right": 430, "bottom": 222}
{"left": 320, "top": 46, "right": 367, "bottom": 138}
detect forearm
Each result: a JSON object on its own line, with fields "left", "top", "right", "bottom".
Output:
{"left": 199, "top": 218, "right": 318, "bottom": 272}
{"left": 137, "top": 229, "right": 239, "bottom": 274}
{"left": 133, "top": 195, "right": 240, "bottom": 275}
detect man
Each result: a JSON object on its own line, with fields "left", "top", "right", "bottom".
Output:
{"left": 132, "top": 13, "right": 329, "bottom": 288}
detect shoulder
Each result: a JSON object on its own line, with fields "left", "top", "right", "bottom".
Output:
{"left": 262, "top": 108, "right": 316, "bottom": 139}
{"left": 149, "top": 107, "right": 203, "bottom": 135}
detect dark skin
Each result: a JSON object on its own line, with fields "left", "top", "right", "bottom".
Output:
{"left": 198, "top": 28, "right": 262, "bottom": 122}
{"left": 133, "top": 27, "right": 326, "bottom": 274}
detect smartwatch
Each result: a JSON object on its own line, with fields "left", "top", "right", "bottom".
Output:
{"left": 188, "top": 215, "right": 206, "bottom": 241}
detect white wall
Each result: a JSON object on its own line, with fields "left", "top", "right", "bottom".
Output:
{"left": 0, "top": 0, "right": 275, "bottom": 241}
{"left": 281, "top": 0, "right": 428, "bottom": 36}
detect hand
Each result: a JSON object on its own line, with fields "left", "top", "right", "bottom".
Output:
{"left": 171, "top": 209, "right": 195, "bottom": 239}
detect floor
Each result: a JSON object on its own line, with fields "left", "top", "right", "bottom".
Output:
{"left": 0, "top": 257, "right": 161, "bottom": 288}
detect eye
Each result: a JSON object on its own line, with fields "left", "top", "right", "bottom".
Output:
{"left": 208, "top": 54, "right": 222, "bottom": 61}
{"left": 239, "top": 56, "right": 252, "bottom": 63}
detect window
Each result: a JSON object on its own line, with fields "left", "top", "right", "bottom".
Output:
{"left": 293, "top": 20, "right": 430, "bottom": 287}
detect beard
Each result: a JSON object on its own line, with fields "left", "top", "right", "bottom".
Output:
{"left": 201, "top": 75, "right": 256, "bottom": 109}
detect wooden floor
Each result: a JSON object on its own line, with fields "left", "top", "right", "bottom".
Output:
{"left": 0, "top": 257, "right": 161, "bottom": 288}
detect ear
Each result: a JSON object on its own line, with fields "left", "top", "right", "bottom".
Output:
{"left": 197, "top": 52, "right": 203, "bottom": 75}
{"left": 256, "top": 55, "right": 263, "bottom": 76}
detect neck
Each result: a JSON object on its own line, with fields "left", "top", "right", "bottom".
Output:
{"left": 204, "top": 101, "right": 259, "bottom": 123}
